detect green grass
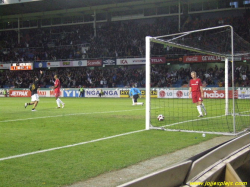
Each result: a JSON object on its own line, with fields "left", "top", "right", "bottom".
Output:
{"left": 0, "top": 97, "right": 229, "bottom": 187}
{"left": 151, "top": 98, "right": 250, "bottom": 133}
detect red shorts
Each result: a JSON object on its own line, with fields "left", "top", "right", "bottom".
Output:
{"left": 55, "top": 91, "right": 60, "bottom": 98}
{"left": 192, "top": 92, "right": 203, "bottom": 103}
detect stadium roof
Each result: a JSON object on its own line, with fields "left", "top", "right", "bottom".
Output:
{"left": 0, "top": 0, "right": 205, "bottom": 22}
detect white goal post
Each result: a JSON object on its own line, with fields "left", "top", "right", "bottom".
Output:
{"left": 145, "top": 25, "right": 250, "bottom": 135}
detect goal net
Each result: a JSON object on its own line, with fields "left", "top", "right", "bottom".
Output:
{"left": 145, "top": 25, "right": 250, "bottom": 135}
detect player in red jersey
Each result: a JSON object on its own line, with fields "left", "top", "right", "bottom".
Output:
{"left": 189, "top": 71, "right": 207, "bottom": 117}
{"left": 54, "top": 74, "right": 65, "bottom": 108}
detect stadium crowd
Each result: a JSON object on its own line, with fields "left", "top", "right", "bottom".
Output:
{"left": 0, "top": 63, "right": 249, "bottom": 89}
{"left": 0, "top": 14, "right": 250, "bottom": 62}
{"left": 0, "top": 12, "right": 250, "bottom": 88}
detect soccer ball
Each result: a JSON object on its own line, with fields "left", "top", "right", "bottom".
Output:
{"left": 157, "top": 114, "right": 164, "bottom": 121}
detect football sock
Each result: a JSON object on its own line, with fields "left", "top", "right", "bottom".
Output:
{"left": 56, "top": 99, "right": 60, "bottom": 107}
{"left": 58, "top": 98, "right": 64, "bottom": 105}
{"left": 201, "top": 103, "right": 207, "bottom": 113}
{"left": 197, "top": 105, "right": 203, "bottom": 115}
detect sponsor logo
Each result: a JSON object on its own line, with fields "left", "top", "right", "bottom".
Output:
{"left": 62, "top": 61, "right": 71, "bottom": 66}
{"left": 202, "top": 56, "right": 221, "bottom": 61}
{"left": 50, "top": 90, "right": 62, "bottom": 96}
{"left": 104, "top": 90, "right": 118, "bottom": 95}
{"left": 120, "top": 59, "right": 128, "bottom": 64}
{"left": 38, "top": 91, "right": 46, "bottom": 96}
{"left": 185, "top": 56, "right": 198, "bottom": 62}
{"left": 151, "top": 58, "right": 163, "bottom": 63}
{"left": 103, "top": 59, "right": 115, "bottom": 65}
{"left": 78, "top": 61, "right": 83, "bottom": 66}
{"left": 47, "top": 62, "right": 60, "bottom": 67}
{"left": 204, "top": 91, "right": 225, "bottom": 98}
{"left": 87, "top": 60, "right": 102, "bottom": 66}
{"left": 176, "top": 91, "right": 183, "bottom": 98}
{"left": 159, "top": 90, "right": 166, "bottom": 98}
{"left": 120, "top": 90, "right": 129, "bottom": 95}
{"left": 151, "top": 57, "right": 166, "bottom": 64}
{"left": 141, "top": 90, "right": 157, "bottom": 95}
{"left": 86, "top": 90, "right": 118, "bottom": 96}
{"left": 9, "top": 90, "right": 30, "bottom": 97}
{"left": 64, "top": 91, "right": 79, "bottom": 97}
{"left": 120, "top": 90, "right": 157, "bottom": 96}
{"left": 204, "top": 90, "right": 237, "bottom": 99}
{"left": 38, "top": 63, "right": 43, "bottom": 68}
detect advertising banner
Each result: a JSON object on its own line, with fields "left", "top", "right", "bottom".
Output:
{"left": 9, "top": 90, "right": 31, "bottom": 97}
{"left": 120, "top": 89, "right": 157, "bottom": 98}
{"left": 72, "top": 60, "right": 87, "bottom": 67}
{"left": 117, "top": 58, "right": 145, "bottom": 65}
{"left": 63, "top": 90, "right": 80, "bottom": 97}
{"left": 204, "top": 90, "right": 237, "bottom": 99}
{"left": 103, "top": 58, "right": 116, "bottom": 66}
{"left": 237, "top": 90, "right": 250, "bottom": 99}
{"left": 34, "top": 62, "right": 47, "bottom": 68}
{"left": 165, "top": 57, "right": 183, "bottom": 63}
{"left": 158, "top": 89, "right": 189, "bottom": 98}
{"left": 242, "top": 56, "right": 250, "bottom": 61}
{"left": 60, "top": 61, "right": 74, "bottom": 67}
{"left": 37, "top": 90, "right": 51, "bottom": 97}
{"left": 85, "top": 89, "right": 120, "bottom": 98}
{"left": 0, "top": 63, "right": 11, "bottom": 69}
{"left": 183, "top": 55, "right": 222, "bottom": 63}
{"left": 0, "top": 89, "right": 8, "bottom": 97}
{"left": 221, "top": 56, "right": 242, "bottom": 62}
{"left": 47, "top": 62, "right": 60, "bottom": 67}
{"left": 157, "top": 89, "right": 238, "bottom": 99}
{"left": 117, "top": 57, "right": 166, "bottom": 65}
{"left": 49, "top": 90, "right": 63, "bottom": 97}
{"left": 151, "top": 57, "right": 166, "bottom": 64}
{"left": 87, "top": 60, "right": 102, "bottom": 67}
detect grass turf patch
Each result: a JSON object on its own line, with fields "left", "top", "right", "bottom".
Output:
{"left": 0, "top": 97, "right": 219, "bottom": 187}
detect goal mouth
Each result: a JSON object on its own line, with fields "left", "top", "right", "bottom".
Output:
{"left": 145, "top": 25, "right": 250, "bottom": 135}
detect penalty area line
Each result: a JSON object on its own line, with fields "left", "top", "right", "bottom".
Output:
{"left": 0, "top": 129, "right": 145, "bottom": 162}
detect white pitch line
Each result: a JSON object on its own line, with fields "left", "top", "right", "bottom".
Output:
{"left": 0, "top": 129, "right": 145, "bottom": 162}
{"left": 164, "top": 115, "right": 225, "bottom": 127}
{"left": 0, "top": 108, "right": 144, "bottom": 123}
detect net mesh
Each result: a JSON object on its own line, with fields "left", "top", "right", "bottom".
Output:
{"left": 153, "top": 26, "right": 250, "bottom": 57}
{"left": 148, "top": 26, "right": 250, "bottom": 135}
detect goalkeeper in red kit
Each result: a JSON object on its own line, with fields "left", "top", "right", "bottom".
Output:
{"left": 189, "top": 71, "right": 207, "bottom": 117}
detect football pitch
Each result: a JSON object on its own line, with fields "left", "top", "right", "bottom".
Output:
{"left": 0, "top": 97, "right": 226, "bottom": 187}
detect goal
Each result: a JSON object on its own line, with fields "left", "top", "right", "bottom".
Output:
{"left": 145, "top": 25, "right": 250, "bottom": 135}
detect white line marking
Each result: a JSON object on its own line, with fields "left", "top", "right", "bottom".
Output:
{"left": 0, "top": 108, "right": 144, "bottom": 123}
{"left": 164, "top": 115, "right": 225, "bottom": 127}
{"left": 0, "top": 129, "right": 145, "bottom": 161}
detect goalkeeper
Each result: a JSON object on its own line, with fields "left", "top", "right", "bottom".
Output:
{"left": 129, "top": 85, "right": 144, "bottom": 106}
{"left": 189, "top": 71, "right": 207, "bottom": 117}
